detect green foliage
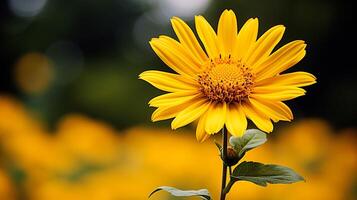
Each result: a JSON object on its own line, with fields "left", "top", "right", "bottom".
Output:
{"left": 221, "top": 129, "right": 305, "bottom": 194}
{"left": 149, "top": 186, "right": 211, "bottom": 200}
{"left": 231, "top": 161, "right": 305, "bottom": 187}
{"left": 229, "top": 129, "right": 267, "bottom": 157}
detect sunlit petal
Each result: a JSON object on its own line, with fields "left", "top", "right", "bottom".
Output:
{"left": 249, "top": 98, "right": 292, "bottom": 122}
{"left": 150, "top": 37, "right": 200, "bottom": 77}
{"left": 196, "top": 111, "right": 210, "bottom": 142}
{"left": 139, "top": 70, "right": 198, "bottom": 92}
{"left": 242, "top": 102, "right": 273, "bottom": 132}
{"left": 232, "top": 18, "right": 258, "bottom": 59}
{"left": 217, "top": 9, "right": 238, "bottom": 56}
{"left": 171, "top": 99, "right": 210, "bottom": 130}
{"left": 205, "top": 102, "right": 227, "bottom": 134}
{"left": 195, "top": 15, "right": 220, "bottom": 58}
{"left": 149, "top": 91, "right": 201, "bottom": 107}
{"left": 171, "top": 17, "right": 208, "bottom": 64}
{"left": 225, "top": 103, "right": 247, "bottom": 136}
{"left": 244, "top": 25, "right": 285, "bottom": 66}
{"left": 256, "top": 71, "right": 316, "bottom": 88}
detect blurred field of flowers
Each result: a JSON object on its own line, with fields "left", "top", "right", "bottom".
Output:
{"left": 0, "top": 96, "right": 356, "bottom": 200}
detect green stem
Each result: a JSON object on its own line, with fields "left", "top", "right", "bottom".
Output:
{"left": 220, "top": 126, "right": 228, "bottom": 200}
{"left": 223, "top": 180, "right": 235, "bottom": 194}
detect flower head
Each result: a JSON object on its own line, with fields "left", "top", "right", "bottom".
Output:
{"left": 140, "top": 9, "right": 316, "bottom": 142}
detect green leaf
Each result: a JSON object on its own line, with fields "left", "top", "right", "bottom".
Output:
{"left": 231, "top": 161, "right": 305, "bottom": 187}
{"left": 214, "top": 140, "right": 222, "bottom": 152}
{"left": 229, "top": 129, "right": 267, "bottom": 157}
{"left": 149, "top": 186, "right": 211, "bottom": 200}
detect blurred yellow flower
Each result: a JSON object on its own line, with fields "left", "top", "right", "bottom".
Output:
{"left": 140, "top": 9, "right": 316, "bottom": 142}
{"left": 0, "top": 168, "right": 16, "bottom": 200}
{"left": 55, "top": 114, "right": 121, "bottom": 165}
{"left": 1, "top": 97, "right": 356, "bottom": 200}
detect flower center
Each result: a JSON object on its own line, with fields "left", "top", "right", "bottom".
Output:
{"left": 197, "top": 57, "right": 255, "bottom": 103}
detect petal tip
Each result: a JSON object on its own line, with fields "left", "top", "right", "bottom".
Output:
{"left": 196, "top": 134, "right": 206, "bottom": 143}
{"left": 171, "top": 126, "right": 177, "bottom": 130}
{"left": 171, "top": 120, "right": 178, "bottom": 130}
{"left": 222, "top": 9, "right": 233, "bottom": 15}
{"left": 170, "top": 17, "right": 180, "bottom": 25}
{"left": 138, "top": 72, "right": 145, "bottom": 79}
{"left": 195, "top": 15, "right": 204, "bottom": 20}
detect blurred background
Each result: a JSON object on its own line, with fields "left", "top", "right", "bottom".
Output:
{"left": 0, "top": 0, "right": 356, "bottom": 199}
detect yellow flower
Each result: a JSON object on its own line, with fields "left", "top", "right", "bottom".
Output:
{"left": 139, "top": 9, "right": 316, "bottom": 142}
{"left": 0, "top": 169, "right": 16, "bottom": 200}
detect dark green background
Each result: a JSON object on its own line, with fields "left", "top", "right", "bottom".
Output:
{"left": 0, "top": 0, "right": 355, "bottom": 130}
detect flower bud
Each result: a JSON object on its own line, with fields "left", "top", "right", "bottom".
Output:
{"left": 224, "top": 146, "right": 239, "bottom": 166}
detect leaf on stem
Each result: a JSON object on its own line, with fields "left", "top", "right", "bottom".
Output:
{"left": 229, "top": 129, "right": 267, "bottom": 157}
{"left": 149, "top": 186, "right": 211, "bottom": 200}
{"left": 214, "top": 140, "right": 222, "bottom": 152}
{"left": 231, "top": 161, "right": 305, "bottom": 187}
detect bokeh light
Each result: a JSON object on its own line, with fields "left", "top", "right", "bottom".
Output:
{"left": 155, "top": 0, "right": 211, "bottom": 20}
{"left": 14, "top": 53, "right": 54, "bottom": 95}
{"left": 8, "top": 0, "right": 47, "bottom": 18}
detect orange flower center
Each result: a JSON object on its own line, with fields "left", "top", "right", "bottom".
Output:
{"left": 198, "top": 57, "right": 255, "bottom": 103}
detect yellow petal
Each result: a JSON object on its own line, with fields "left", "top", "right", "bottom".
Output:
{"left": 151, "top": 105, "right": 182, "bottom": 122}
{"left": 158, "top": 36, "right": 202, "bottom": 68}
{"left": 253, "top": 40, "right": 305, "bottom": 74}
{"left": 253, "top": 85, "right": 306, "bottom": 93}
{"left": 196, "top": 111, "right": 210, "bottom": 142}
{"left": 255, "top": 43, "right": 307, "bottom": 81}
{"left": 251, "top": 96, "right": 293, "bottom": 120}
{"left": 150, "top": 37, "right": 199, "bottom": 77}
{"left": 205, "top": 102, "right": 227, "bottom": 134}
{"left": 275, "top": 101, "right": 293, "bottom": 121}
{"left": 151, "top": 96, "right": 203, "bottom": 122}
{"left": 217, "top": 9, "right": 237, "bottom": 56}
{"left": 232, "top": 18, "right": 258, "bottom": 59}
{"left": 242, "top": 102, "right": 273, "bottom": 132}
{"left": 251, "top": 86, "right": 306, "bottom": 101}
{"left": 139, "top": 70, "right": 198, "bottom": 92}
{"left": 244, "top": 25, "right": 285, "bottom": 66}
{"left": 149, "top": 91, "right": 201, "bottom": 107}
{"left": 171, "top": 99, "right": 210, "bottom": 130}
{"left": 225, "top": 103, "right": 247, "bottom": 136}
{"left": 249, "top": 98, "right": 292, "bottom": 122}
{"left": 195, "top": 15, "right": 220, "bottom": 58}
{"left": 171, "top": 17, "right": 208, "bottom": 64}
{"left": 256, "top": 71, "right": 316, "bottom": 88}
